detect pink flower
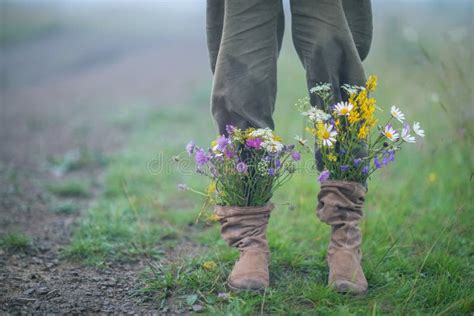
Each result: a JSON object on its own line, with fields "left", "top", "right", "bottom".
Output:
{"left": 246, "top": 138, "right": 262, "bottom": 149}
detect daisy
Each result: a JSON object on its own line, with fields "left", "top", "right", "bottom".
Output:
{"left": 401, "top": 124, "right": 416, "bottom": 143}
{"left": 413, "top": 121, "right": 425, "bottom": 137}
{"left": 319, "top": 123, "right": 338, "bottom": 147}
{"left": 334, "top": 101, "right": 354, "bottom": 116}
{"left": 383, "top": 124, "right": 399, "bottom": 142}
{"left": 390, "top": 105, "right": 405, "bottom": 123}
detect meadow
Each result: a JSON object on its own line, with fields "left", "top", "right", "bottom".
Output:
{"left": 61, "top": 4, "right": 473, "bottom": 314}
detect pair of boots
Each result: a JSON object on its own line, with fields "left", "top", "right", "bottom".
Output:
{"left": 215, "top": 181, "right": 368, "bottom": 294}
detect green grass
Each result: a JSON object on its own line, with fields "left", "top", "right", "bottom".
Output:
{"left": 65, "top": 5, "right": 473, "bottom": 314}
{"left": 0, "top": 232, "right": 32, "bottom": 252}
{"left": 47, "top": 180, "right": 91, "bottom": 198}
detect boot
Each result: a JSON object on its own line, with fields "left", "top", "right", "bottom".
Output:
{"left": 214, "top": 203, "right": 273, "bottom": 291}
{"left": 316, "top": 180, "right": 368, "bottom": 294}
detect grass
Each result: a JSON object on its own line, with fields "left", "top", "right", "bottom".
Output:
{"left": 64, "top": 3, "right": 473, "bottom": 314}
{"left": 0, "top": 232, "right": 32, "bottom": 252}
{"left": 47, "top": 180, "right": 91, "bottom": 198}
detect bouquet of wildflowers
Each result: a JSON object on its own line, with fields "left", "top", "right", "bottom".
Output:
{"left": 182, "top": 125, "right": 301, "bottom": 207}
{"left": 297, "top": 75, "right": 425, "bottom": 184}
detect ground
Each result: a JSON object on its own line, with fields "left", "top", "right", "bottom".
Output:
{"left": 0, "top": 2, "right": 473, "bottom": 315}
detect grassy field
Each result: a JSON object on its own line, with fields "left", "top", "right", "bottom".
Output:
{"left": 63, "top": 5, "right": 473, "bottom": 315}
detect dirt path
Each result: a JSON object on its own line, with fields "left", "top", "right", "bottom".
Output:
{"left": 0, "top": 6, "right": 209, "bottom": 313}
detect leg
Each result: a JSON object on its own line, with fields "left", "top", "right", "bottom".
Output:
{"left": 290, "top": 0, "right": 367, "bottom": 108}
{"left": 208, "top": 0, "right": 283, "bottom": 134}
{"left": 342, "top": 0, "right": 373, "bottom": 62}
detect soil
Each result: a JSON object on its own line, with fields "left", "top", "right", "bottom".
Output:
{"left": 0, "top": 7, "right": 209, "bottom": 313}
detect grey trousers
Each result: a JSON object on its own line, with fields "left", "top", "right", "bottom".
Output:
{"left": 207, "top": 0, "right": 372, "bottom": 135}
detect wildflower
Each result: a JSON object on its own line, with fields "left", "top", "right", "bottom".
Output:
{"left": 195, "top": 149, "right": 209, "bottom": 167}
{"left": 291, "top": 151, "right": 301, "bottom": 161}
{"left": 317, "top": 123, "right": 338, "bottom": 147}
{"left": 262, "top": 140, "right": 284, "bottom": 153}
{"left": 295, "top": 135, "right": 308, "bottom": 146}
{"left": 310, "top": 82, "right": 332, "bottom": 94}
{"left": 428, "top": 172, "right": 437, "bottom": 183}
{"left": 301, "top": 107, "right": 331, "bottom": 122}
{"left": 413, "top": 121, "right": 425, "bottom": 138}
{"left": 186, "top": 141, "right": 195, "bottom": 156}
{"left": 207, "top": 181, "right": 216, "bottom": 195}
{"left": 177, "top": 184, "right": 188, "bottom": 191}
{"left": 224, "top": 148, "right": 234, "bottom": 159}
{"left": 328, "top": 153, "right": 337, "bottom": 162}
{"left": 358, "top": 125, "right": 369, "bottom": 139}
{"left": 257, "top": 160, "right": 269, "bottom": 175}
{"left": 268, "top": 167, "right": 276, "bottom": 177}
{"left": 246, "top": 137, "right": 262, "bottom": 149}
{"left": 348, "top": 110, "right": 360, "bottom": 124}
{"left": 362, "top": 165, "right": 369, "bottom": 174}
{"left": 374, "top": 156, "right": 382, "bottom": 169}
{"left": 390, "top": 105, "right": 405, "bottom": 123}
{"left": 340, "top": 165, "right": 350, "bottom": 172}
{"left": 216, "top": 135, "right": 229, "bottom": 151}
{"left": 383, "top": 124, "right": 399, "bottom": 142}
{"left": 275, "top": 159, "right": 281, "bottom": 169}
{"left": 401, "top": 124, "right": 416, "bottom": 143}
{"left": 208, "top": 213, "right": 222, "bottom": 222}
{"left": 366, "top": 75, "right": 377, "bottom": 92}
{"left": 353, "top": 158, "right": 362, "bottom": 167}
{"left": 334, "top": 101, "right": 354, "bottom": 116}
{"left": 248, "top": 128, "right": 273, "bottom": 141}
{"left": 202, "top": 261, "right": 217, "bottom": 271}
{"left": 236, "top": 161, "right": 248, "bottom": 173}
{"left": 318, "top": 170, "right": 330, "bottom": 182}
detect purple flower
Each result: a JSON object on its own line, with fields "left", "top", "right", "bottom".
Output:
{"left": 374, "top": 156, "right": 382, "bottom": 169}
{"left": 186, "top": 141, "right": 195, "bottom": 156}
{"left": 318, "top": 170, "right": 330, "bottom": 182}
{"left": 216, "top": 135, "right": 229, "bottom": 151}
{"left": 388, "top": 150, "right": 395, "bottom": 162}
{"left": 225, "top": 125, "right": 235, "bottom": 135}
{"left": 275, "top": 159, "right": 281, "bottom": 168}
{"left": 224, "top": 148, "right": 234, "bottom": 159}
{"left": 362, "top": 165, "right": 369, "bottom": 174}
{"left": 291, "top": 151, "right": 301, "bottom": 161}
{"left": 268, "top": 167, "right": 275, "bottom": 177}
{"left": 340, "top": 165, "right": 350, "bottom": 172}
{"left": 246, "top": 138, "right": 262, "bottom": 149}
{"left": 264, "top": 156, "right": 272, "bottom": 162}
{"left": 353, "top": 158, "right": 362, "bottom": 167}
{"left": 236, "top": 161, "right": 248, "bottom": 173}
{"left": 195, "top": 149, "right": 209, "bottom": 167}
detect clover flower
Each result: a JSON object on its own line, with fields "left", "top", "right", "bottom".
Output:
{"left": 291, "top": 151, "right": 301, "bottom": 161}
{"left": 390, "top": 106, "right": 405, "bottom": 123}
{"left": 334, "top": 101, "right": 354, "bottom": 116}
{"left": 413, "top": 121, "right": 425, "bottom": 138}
{"left": 186, "top": 141, "right": 195, "bottom": 156}
{"left": 383, "top": 124, "right": 399, "bottom": 142}
{"left": 236, "top": 161, "right": 248, "bottom": 173}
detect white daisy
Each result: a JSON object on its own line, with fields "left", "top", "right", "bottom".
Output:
{"left": 334, "top": 101, "right": 354, "bottom": 116}
{"left": 413, "top": 121, "right": 425, "bottom": 138}
{"left": 301, "top": 107, "right": 331, "bottom": 122}
{"left": 390, "top": 105, "right": 405, "bottom": 123}
{"left": 401, "top": 124, "right": 416, "bottom": 143}
{"left": 320, "top": 124, "right": 338, "bottom": 147}
{"left": 383, "top": 124, "right": 399, "bottom": 142}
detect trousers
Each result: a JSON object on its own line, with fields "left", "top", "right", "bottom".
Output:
{"left": 207, "top": 0, "right": 372, "bottom": 135}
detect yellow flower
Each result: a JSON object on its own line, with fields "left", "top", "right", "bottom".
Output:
{"left": 211, "top": 140, "right": 218, "bottom": 147}
{"left": 366, "top": 75, "right": 377, "bottom": 92}
{"left": 207, "top": 213, "right": 222, "bottom": 222}
{"left": 207, "top": 181, "right": 216, "bottom": 195}
{"left": 428, "top": 173, "right": 438, "bottom": 184}
{"left": 202, "top": 261, "right": 217, "bottom": 271}
{"left": 348, "top": 110, "right": 360, "bottom": 124}
{"left": 306, "top": 127, "right": 317, "bottom": 136}
{"left": 273, "top": 134, "right": 282, "bottom": 142}
{"left": 358, "top": 125, "right": 369, "bottom": 139}
{"left": 328, "top": 153, "right": 337, "bottom": 162}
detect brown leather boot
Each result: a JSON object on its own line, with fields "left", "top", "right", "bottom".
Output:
{"left": 214, "top": 203, "right": 273, "bottom": 291}
{"left": 316, "top": 180, "right": 368, "bottom": 295}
